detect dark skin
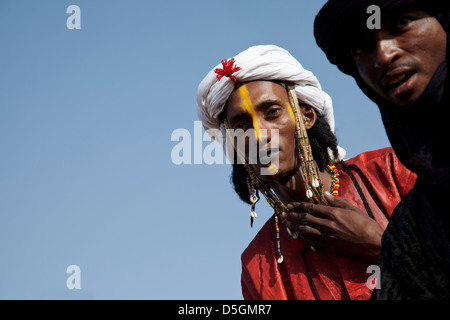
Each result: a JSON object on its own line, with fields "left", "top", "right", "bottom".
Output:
{"left": 282, "top": 195, "right": 383, "bottom": 263}
{"left": 225, "top": 81, "right": 383, "bottom": 264}
{"left": 351, "top": 10, "right": 447, "bottom": 107}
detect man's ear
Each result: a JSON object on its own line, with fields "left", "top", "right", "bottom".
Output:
{"left": 301, "top": 104, "right": 317, "bottom": 130}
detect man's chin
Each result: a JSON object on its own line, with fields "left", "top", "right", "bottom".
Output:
{"left": 256, "top": 166, "right": 292, "bottom": 182}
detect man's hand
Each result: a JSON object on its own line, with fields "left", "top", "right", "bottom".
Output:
{"left": 281, "top": 192, "right": 383, "bottom": 263}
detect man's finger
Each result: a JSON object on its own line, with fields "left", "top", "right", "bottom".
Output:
{"left": 282, "top": 211, "right": 308, "bottom": 224}
{"left": 285, "top": 201, "right": 333, "bottom": 220}
{"left": 282, "top": 211, "right": 334, "bottom": 232}
{"left": 285, "top": 193, "right": 360, "bottom": 220}
{"left": 285, "top": 223, "right": 329, "bottom": 249}
{"left": 286, "top": 221, "right": 323, "bottom": 239}
{"left": 324, "top": 191, "right": 357, "bottom": 209}
{"left": 286, "top": 202, "right": 312, "bottom": 213}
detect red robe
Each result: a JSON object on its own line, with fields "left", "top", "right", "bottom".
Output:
{"left": 241, "top": 147, "right": 417, "bottom": 300}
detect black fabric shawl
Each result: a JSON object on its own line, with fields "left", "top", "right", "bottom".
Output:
{"left": 315, "top": 1, "right": 450, "bottom": 300}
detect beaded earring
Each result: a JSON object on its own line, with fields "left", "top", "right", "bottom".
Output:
{"left": 246, "top": 172, "right": 259, "bottom": 228}
{"left": 286, "top": 84, "right": 328, "bottom": 205}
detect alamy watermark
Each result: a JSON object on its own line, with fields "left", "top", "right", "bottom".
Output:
{"left": 170, "top": 121, "right": 280, "bottom": 175}
{"left": 367, "top": 265, "right": 381, "bottom": 290}
{"left": 367, "top": 5, "right": 381, "bottom": 30}
{"left": 66, "top": 5, "right": 81, "bottom": 30}
{"left": 66, "top": 264, "right": 81, "bottom": 290}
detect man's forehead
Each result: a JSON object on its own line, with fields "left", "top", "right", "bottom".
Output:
{"left": 224, "top": 81, "right": 287, "bottom": 117}
{"left": 352, "top": 9, "right": 434, "bottom": 43}
{"left": 237, "top": 81, "right": 286, "bottom": 102}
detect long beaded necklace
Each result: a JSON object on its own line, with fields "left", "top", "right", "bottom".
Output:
{"left": 327, "top": 163, "right": 340, "bottom": 197}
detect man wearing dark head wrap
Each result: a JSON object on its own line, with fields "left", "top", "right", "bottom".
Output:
{"left": 315, "top": 0, "right": 450, "bottom": 299}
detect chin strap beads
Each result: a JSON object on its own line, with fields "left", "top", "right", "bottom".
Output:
{"left": 267, "top": 196, "right": 285, "bottom": 264}
{"left": 246, "top": 174, "right": 258, "bottom": 228}
{"left": 275, "top": 214, "right": 284, "bottom": 264}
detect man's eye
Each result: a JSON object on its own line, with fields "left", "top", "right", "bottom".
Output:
{"left": 350, "top": 38, "right": 371, "bottom": 58}
{"left": 394, "top": 16, "right": 414, "bottom": 29}
{"left": 266, "top": 107, "right": 281, "bottom": 117}
{"left": 234, "top": 123, "right": 249, "bottom": 130}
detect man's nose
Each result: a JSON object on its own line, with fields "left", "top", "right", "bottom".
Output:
{"left": 373, "top": 37, "right": 400, "bottom": 69}
{"left": 259, "top": 127, "right": 269, "bottom": 142}
{"left": 257, "top": 120, "right": 272, "bottom": 144}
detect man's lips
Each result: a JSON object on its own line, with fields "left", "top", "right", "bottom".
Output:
{"left": 379, "top": 68, "right": 416, "bottom": 92}
{"left": 258, "top": 147, "right": 280, "bottom": 164}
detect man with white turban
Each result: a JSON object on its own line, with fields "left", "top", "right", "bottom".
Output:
{"left": 197, "top": 45, "right": 416, "bottom": 299}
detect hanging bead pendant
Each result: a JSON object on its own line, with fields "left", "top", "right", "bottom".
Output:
{"left": 312, "top": 177, "right": 320, "bottom": 188}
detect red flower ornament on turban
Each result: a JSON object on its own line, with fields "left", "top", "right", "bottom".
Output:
{"left": 214, "top": 58, "right": 241, "bottom": 84}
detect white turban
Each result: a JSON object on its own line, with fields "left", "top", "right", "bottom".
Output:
{"left": 196, "top": 44, "right": 346, "bottom": 161}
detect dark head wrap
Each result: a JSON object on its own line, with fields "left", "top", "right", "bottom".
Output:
{"left": 314, "top": 0, "right": 450, "bottom": 185}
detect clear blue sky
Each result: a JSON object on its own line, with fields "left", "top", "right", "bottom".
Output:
{"left": 0, "top": 0, "right": 390, "bottom": 299}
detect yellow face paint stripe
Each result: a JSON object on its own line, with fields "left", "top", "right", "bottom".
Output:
{"left": 287, "top": 104, "right": 296, "bottom": 123}
{"left": 266, "top": 163, "right": 278, "bottom": 175}
{"left": 238, "top": 85, "right": 260, "bottom": 140}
